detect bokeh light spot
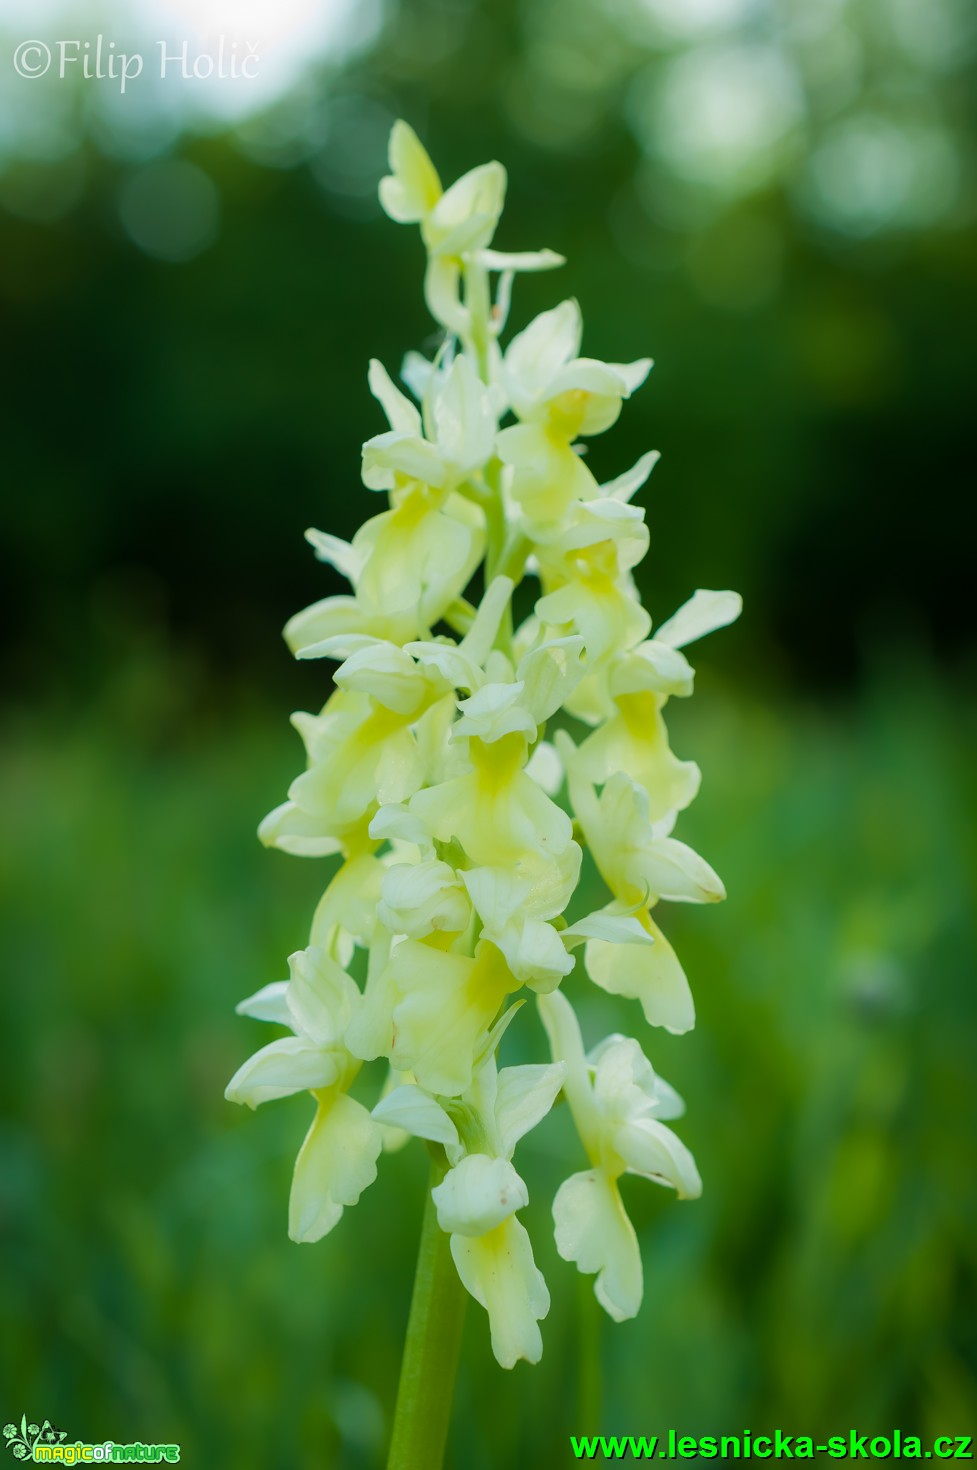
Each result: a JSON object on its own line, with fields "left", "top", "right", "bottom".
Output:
{"left": 633, "top": 44, "right": 805, "bottom": 194}
{"left": 119, "top": 159, "right": 220, "bottom": 261}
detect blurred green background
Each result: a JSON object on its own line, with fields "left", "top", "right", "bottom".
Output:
{"left": 1, "top": 0, "right": 975, "bottom": 1464}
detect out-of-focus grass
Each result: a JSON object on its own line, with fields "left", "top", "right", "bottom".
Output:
{"left": 0, "top": 651, "right": 974, "bottom": 1467}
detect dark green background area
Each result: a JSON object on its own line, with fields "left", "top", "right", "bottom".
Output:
{"left": 1, "top": 0, "right": 975, "bottom": 1465}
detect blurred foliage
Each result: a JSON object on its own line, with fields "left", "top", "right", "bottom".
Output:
{"left": 0, "top": 0, "right": 975, "bottom": 697}
{"left": 0, "top": 652, "right": 974, "bottom": 1465}
{"left": 1, "top": 0, "right": 976, "bottom": 1461}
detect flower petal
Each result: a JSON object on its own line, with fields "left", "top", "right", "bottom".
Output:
{"left": 368, "top": 358, "right": 422, "bottom": 435}
{"left": 378, "top": 859, "right": 471, "bottom": 939}
{"left": 304, "top": 528, "right": 362, "bottom": 583}
{"left": 235, "top": 980, "right": 291, "bottom": 1027}
{"left": 288, "top": 1090, "right": 383, "bottom": 1242}
{"left": 654, "top": 589, "right": 742, "bottom": 649}
{"left": 285, "top": 947, "right": 356, "bottom": 1048}
{"left": 225, "top": 1037, "right": 340, "bottom": 1109}
{"left": 610, "top": 641, "right": 695, "bottom": 700}
{"left": 495, "top": 1063, "right": 567, "bottom": 1158}
{"left": 371, "top": 1084, "right": 459, "bottom": 1147}
{"left": 476, "top": 248, "right": 565, "bottom": 272}
{"left": 537, "top": 990, "right": 600, "bottom": 1151}
{"left": 378, "top": 120, "right": 442, "bottom": 224}
{"left": 361, "top": 429, "right": 449, "bottom": 491}
{"left": 390, "top": 940, "right": 513, "bottom": 1096}
{"left": 552, "top": 1170, "right": 643, "bottom": 1322}
{"left": 584, "top": 914, "right": 695, "bottom": 1034}
{"left": 450, "top": 1216, "right": 549, "bottom": 1368}
{"left": 562, "top": 908, "right": 653, "bottom": 952}
{"left": 525, "top": 738, "right": 563, "bottom": 795}
{"left": 257, "top": 800, "right": 344, "bottom": 858}
{"left": 599, "top": 450, "right": 660, "bottom": 503}
{"left": 517, "top": 636, "right": 586, "bottom": 725}
{"left": 504, "top": 300, "right": 582, "bottom": 415}
{"left": 433, "top": 1155, "right": 528, "bottom": 1236}
{"left": 616, "top": 1118, "right": 702, "bottom": 1199}
{"left": 433, "top": 354, "right": 498, "bottom": 475}
{"left": 633, "top": 838, "right": 726, "bottom": 904}
{"left": 427, "top": 161, "right": 506, "bottom": 252}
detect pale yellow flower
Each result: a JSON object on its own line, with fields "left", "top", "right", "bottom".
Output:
{"left": 379, "top": 120, "right": 562, "bottom": 339}
{"left": 231, "top": 122, "right": 739, "bottom": 1372}
{"left": 495, "top": 300, "right": 650, "bottom": 522}
{"left": 374, "top": 1048, "right": 565, "bottom": 1366}
{"left": 539, "top": 989, "right": 700, "bottom": 1321}
{"left": 226, "top": 947, "right": 383, "bottom": 1243}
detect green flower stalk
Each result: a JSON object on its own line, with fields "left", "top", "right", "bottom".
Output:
{"left": 227, "top": 121, "right": 740, "bottom": 1401}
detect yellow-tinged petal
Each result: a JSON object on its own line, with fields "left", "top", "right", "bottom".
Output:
{"left": 410, "top": 732, "right": 574, "bottom": 868}
{"left": 536, "top": 568, "right": 651, "bottom": 669}
{"left": 287, "top": 721, "right": 421, "bottom": 841}
{"left": 610, "top": 641, "right": 695, "bottom": 700}
{"left": 368, "top": 358, "right": 422, "bottom": 435}
{"left": 552, "top": 1170, "right": 642, "bottom": 1322}
{"left": 599, "top": 450, "right": 660, "bottom": 503}
{"left": 584, "top": 910, "right": 695, "bottom": 1035}
{"left": 354, "top": 486, "right": 485, "bottom": 633}
{"left": 503, "top": 300, "right": 582, "bottom": 419}
{"left": 433, "top": 1155, "right": 528, "bottom": 1237}
{"left": 310, "top": 845, "right": 386, "bottom": 954}
{"left": 494, "top": 1062, "right": 566, "bottom": 1159}
{"left": 654, "top": 588, "right": 742, "bottom": 650}
{"left": 496, "top": 421, "right": 598, "bottom": 522}
{"left": 615, "top": 1119, "right": 702, "bottom": 1199}
{"left": 379, "top": 120, "right": 442, "bottom": 224}
{"left": 343, "top": 931, "right": 397, "bottom": 1063}
{"left": 390, "top": 939, "right": 514, "bottom": 1096}
{"left": 235, "top": 980, "right": 290, "bottom": 1026}
{"left": 284, "top": 946, "right": 356, "bottom": 1049}
{"left": 575, "top": 691, "right": 701, "bottom": 826}
{"left": 424, "top": 161, "right": 506, "bottom": 254}
{"left": 463, "top": 850, "right": 580, "bottom": 989}
{"left": 450, "top": 1216, "right": 549, "bottom": 1369}
{"left": 517, "top": 636, "right": 586, "bottom": 724}
{"left": 378, "top": 859, "right": 472, "bottom": 939}
{"left": 288, "top": 1089, "right": 383, "bottom": 1243}
{"left": 258, "top": 800, "right": 345, "bottom": 858}
{"left": 567, "top": 764, "right": 724, "bottom": 909}
{"left": 225, "top": 1037, "right": 342, "bottom": 1109}
{"left": 537, "top": 990, "right": 601, "bottom": 1152}
{"left": 371, "top": 1084, "right": 459, "bottom": 1148}
{"left": 476, "top": 248, "right": 564, "bottom": 273}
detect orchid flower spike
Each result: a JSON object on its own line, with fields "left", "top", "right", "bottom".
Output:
{"left": 227, "top": 120, "right": 740, "bottom": 1370}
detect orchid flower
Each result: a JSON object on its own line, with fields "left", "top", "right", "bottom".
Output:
{"left": 227, "top": 122, "right": 739, "bottom": 1403}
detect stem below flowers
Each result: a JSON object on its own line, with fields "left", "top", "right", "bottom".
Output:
{"left": 386, "top": 1151, "right": 467, "bottom": 1470}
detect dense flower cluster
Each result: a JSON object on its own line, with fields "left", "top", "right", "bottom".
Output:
{"left": 227, "top": 121, "right": 740, "bottom": 1369}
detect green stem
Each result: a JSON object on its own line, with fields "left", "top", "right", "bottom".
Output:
{"left": 461, "top": 268, "right": 516, "bottom": 656}
{"left": 481, "top": 458, "right": 516, "bottom": 658}
{"left": 495, "top": 530, "right": 531, "bottom": 585}
{"left": 464, "top": 262, "right": 492, "bottom": 383}
{"left": 484, "top": 494, "right": 506, "bottom": 583}
{"left": 387, "top": 1153, "right": 467, "bottom": 1470}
